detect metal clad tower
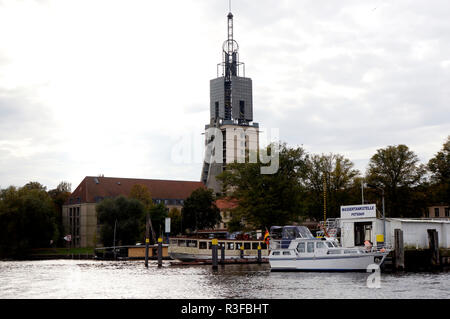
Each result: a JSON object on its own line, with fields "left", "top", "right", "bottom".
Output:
{"left": 201, "top": 10, "right": 259, "bottom": 194}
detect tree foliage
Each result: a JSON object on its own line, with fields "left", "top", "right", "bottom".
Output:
{"left": 168, "top": 207, "right": 182, "bottom": 236}
{"left": 96, "top": 196, "right": 145, "bottom": 246}
{"left": 181, "top": 188, "right": 221, "bottom": 232}
{"left": 0, "top": 184, "right": 58, "bottom": 258}
{"left": 303, "top": 153, "right": 360, "bottom": 220}
{"left": 365, "top": 144, "right": 427, "bottom": 217}
{"left": 217, "top": 143, "right": 309, "bottom": 230}
{"left": 149, "top": 203, "right": 168, "bottom": 238}
{"left": 427, "top": 136, "right": 450, "bottom": 204}
{"left": 428, "top": 136, "right": 450, "bottom": 183}
{"left": 48, "top": 181, "right": 72, "bottom": 247}
{"left": 129, "top": 184, "right": 153, "bottom": 210}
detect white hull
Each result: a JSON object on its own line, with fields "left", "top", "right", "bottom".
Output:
{"left": 269, "top": 253, "right": 387, "bottom": 271}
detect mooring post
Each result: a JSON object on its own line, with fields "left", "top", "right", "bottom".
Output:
{"left": 257, "top": 244, "right": 262, "bottom": 264}
{"left": 427, "top": 229, "right": 440, "bottom": 269}
{"left": 212, "top": 239, "right": 218, "bottom": 269}
{"left": 240, "top": 245, "right": 244, "bottom": 259}
{"left": 157, "top": 237, "right": 163, "bottom": 268}
{"left": 220, "top": 243, "right": 225, "bottom": 265}
{"left": 145, "top": 238, "right": 150, "bottom": 268}
{"left": 145, "top": 213, "right": 150, "bottom": 268}
{"left": 394, "top": 229, "right": 405, "bottom": 271}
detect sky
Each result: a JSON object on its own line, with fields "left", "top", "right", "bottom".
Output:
{"left": 0, "top": 0, "right": 449, "bottom": 191}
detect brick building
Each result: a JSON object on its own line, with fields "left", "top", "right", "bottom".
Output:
{"left": 63, "top": 176, "right": 204, "bottom": 247}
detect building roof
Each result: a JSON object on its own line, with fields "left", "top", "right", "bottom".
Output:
{"left": 387, "top": 218, "right": 450, "bottom": 224}
{"left": 66, "top": 176, "right": 205, "bottom": 204}
{"left": 215, "top": 197, "right": 239, "bottom": 210}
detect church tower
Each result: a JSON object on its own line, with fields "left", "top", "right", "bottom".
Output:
{"left": 201, "top": 11, "right": 259, "bottom": 194}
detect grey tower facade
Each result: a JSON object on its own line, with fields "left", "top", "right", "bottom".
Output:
{"left": 201, "top": 12, "right": 259, "bottom": 194}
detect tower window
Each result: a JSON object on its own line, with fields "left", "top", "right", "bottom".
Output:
{"left": 215, "top": 102, "right": 219, "bottom": 118}
{"left": 239, "top": 101, "right": 245, "bottom": 118}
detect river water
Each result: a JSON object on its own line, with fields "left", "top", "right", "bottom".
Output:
{"left": 0, "top": 260, "right": 448, "bottom": 299}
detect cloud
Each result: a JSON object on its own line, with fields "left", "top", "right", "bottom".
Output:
{"left": 0, "top": 0, "right": 449, "bottom": 190}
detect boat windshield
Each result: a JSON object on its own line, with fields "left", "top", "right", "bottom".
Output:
{"left": 270, "top": 226, "right": 283, "bottom": 239}
{"left": 282, "top": 226, "right": 314, "bottom": 239}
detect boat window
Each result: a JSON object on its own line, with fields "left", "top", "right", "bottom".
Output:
{"left": 296, "top": 242, "right": 305, "bottom": 253}
{"left": 283, "top": 251, "right": 291, "bottom": 256}
{"left": 344, "top": 249, "right": 358, "bottom": 254}
{"left": 244, "top": 242, "right": 251, "bottom": 250}
{"left": 297, "top": 226, "right": 315, "bottom": 239}
{"left": 325, "top": 242, "right": 333, "bottom": 248}
{"left": 187, "top": 240, "right": 197, "bottom": 248}
{"left": 272, "top": 251, "right": 280, "bottom": 256}
{"left": 178, "top": 240, "right": 186, "bottom": 247}
{"left": 227, "top": 243, "right": 234, "bottom": 250}
{"left": 199, "top": 242, "right": 207, "bottom": 249}
{"left": 261, "top": 242, "right": 267, "bottom": 249}
{"left": 169, "top": 239, "right": 177, "bottom": 245}
{"left": 307, "top": 242, "right": 315, "bottom": 253}
{"left": 327, "top": 249, "right": 342, "bottom": 255}
{"left": 235, "top": 243, "right": 243, "bottom": 250}
{"left": 283, "top": 228, "right": 296, "bottom": 239}
{"left": 252, "top": 243, "right": 259, "bottom": 250}
{"left": 316, "top": 242, "right": 326, "bottom": 249}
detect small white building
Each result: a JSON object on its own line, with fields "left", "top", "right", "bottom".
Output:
{"left": 339, "top": 204, "right": 450, "bottom": 249}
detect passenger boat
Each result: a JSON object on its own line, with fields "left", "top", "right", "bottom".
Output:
{"left": 169, "top": 237, "right": 269, "bottom": 261}
{"left": 268, "top": 226, "right": 390, "bottom": 271}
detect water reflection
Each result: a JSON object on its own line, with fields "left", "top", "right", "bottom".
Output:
{"left": 0, "top": 260, "right": 448, "bottom": 299}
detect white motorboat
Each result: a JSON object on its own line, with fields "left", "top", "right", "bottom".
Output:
{"left": 268, "top": 226, "right": 390, "bottom": 271}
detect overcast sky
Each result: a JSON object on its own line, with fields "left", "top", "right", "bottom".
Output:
{"left": 0, "top": 0, "right": 449, "bottom": 190}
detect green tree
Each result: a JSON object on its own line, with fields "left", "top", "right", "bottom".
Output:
{"left": 168, "top": 207, "right": 182, "bottom": 236}
{"left": 217, "top": 143, "right": 309, "bottom": 229}
{"left": 149, "top": 203, "right": 168, "bottom": 238}
{"left": 48, "top": 181, "right": 72, "bottom": 247}
{"left": 0, "top": 184, "right": 58, "bottom": 258}
{"left": 428, "top": 136, "right": 450, "bottom": 204}
{"left": 303, "top": 153, "right": 360, "bottom": 220}
{"left": 129, "top": 184, "right": 153, "bottom": 210}
{"left": 428, "top": 136, "right": 450, "bottom": 183}
{"left": 182, "top": 188, "right": 221, "bottom": 232}
{"left": 128, "top": 184, "right": 154, "bottom": 241}
{"left": 365, "top": 144, "right": 427, "bottom": 217}
{"left": 96, "top": 196, "right": 145, "bottom": 246}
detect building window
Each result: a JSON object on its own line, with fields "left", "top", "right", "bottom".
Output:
{"left": 239, "top": 101, "right": 245, "bottom": 117}
{"left": 425, "top": 211, "right": 429, "bottom": 218}
{"left": 435, "top": 208, "right": 440, "bottom": 217}
{"left": 445, "top": 207, "right": 450, "bottom": 217}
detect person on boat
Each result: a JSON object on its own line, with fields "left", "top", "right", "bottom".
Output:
{"left": 364, "top": 240, "right": 373, "bottom": 251}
